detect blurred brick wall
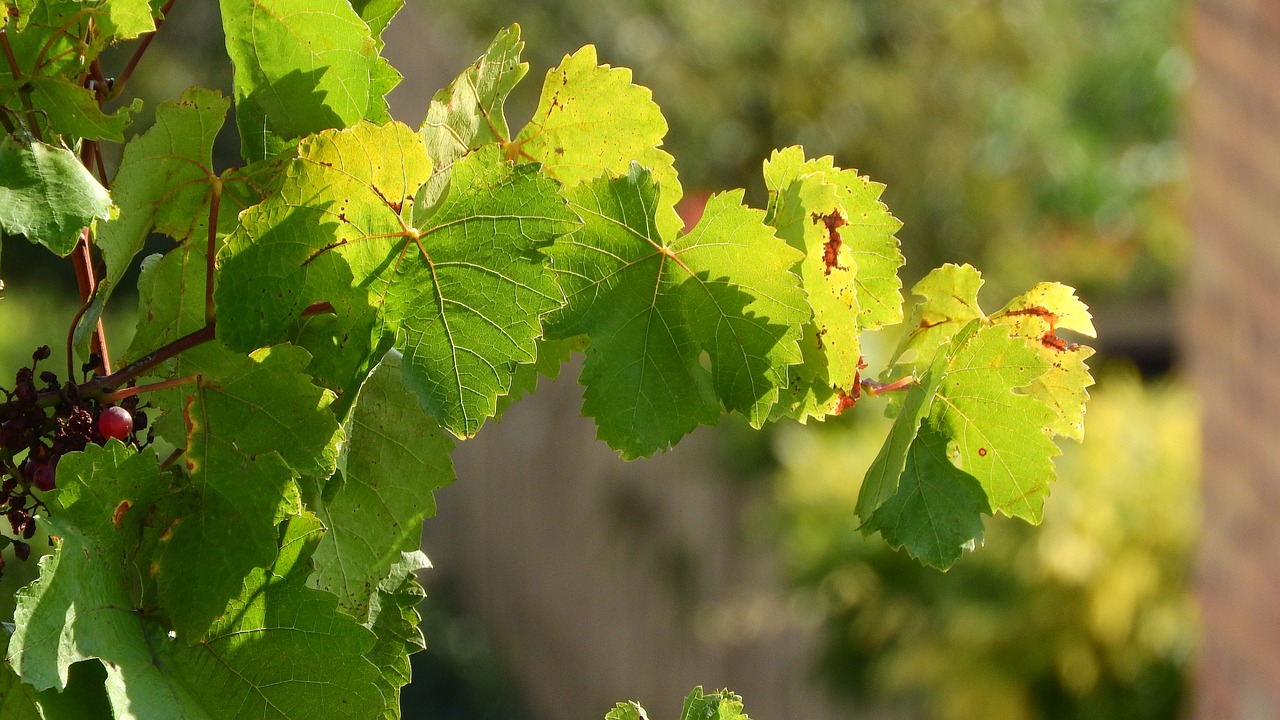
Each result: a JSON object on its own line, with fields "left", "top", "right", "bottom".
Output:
{"left": 1188, "top": 0, "right": 1280, "bottom": 716}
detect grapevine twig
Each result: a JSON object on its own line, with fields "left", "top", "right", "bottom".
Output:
{"left": 0, "top": 298, "right": 339, "bottom": 414}
{"left": 105, "top": 0, "right": 177, "bottom": 103}
{"left": 0, "top": 30, "right": 44, "bottom": 142}
{"left": 69, "top": 222, "right": 112, "bottom": 375}
{"left": 96, "top": 322, "right": 215, "bottom": 393}
{"left": 860, "top": 375, "right": 916, "bottom": 396}
{"left": 205, "top": 177, "right": 222, "bottom": 324}
{"left": 158, "top": 447, "right": 185, "bottom": 471}
{"left": 101, "top": 374, "right": 200, "bottom": 404}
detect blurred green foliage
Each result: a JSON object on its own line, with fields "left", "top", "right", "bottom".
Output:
{"left": 432, "top": 0, "right": 1188, "bottom": 299}
{"left": 766, "top": 370, "right": 1199, "bottom": 719}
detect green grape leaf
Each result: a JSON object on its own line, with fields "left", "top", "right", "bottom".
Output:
{"left": 990, "top": 282, "right": 1097, "bottom": 440}
{"left": 159, "top": 513, "right": 386, "bottom": 719}
{"left": 12, "top": 456, "right": 387, "bottom": 720}
{"left": 31, "top": 661, "right": 112, "bottom": 720}
{"left": 8, "top": 444, "right": 175, "bottom": 693}
{"left": 351, "top": 0, "right": 403, "bottom": 45}
{"left": 924, "top": 323, "right": 1058, "bottom": 521}
{"left": 215, "top": 121, "right": 433, "bottom": 353}
{"left": 0, "top": 1, "right": 143, "bottom": 142}
{"left": 604, "top": 702, "right": 647, "bottom": 720}
{"left": 860, "top": 421, "right": 992, "bottom": 569}
{"left": 154, "top": 391, "right": 302, "bottom": 640}
{"left": 860, "top": 267, "right": 1096, "bottom": 568}
{"left": 888, "top": 263, "right": 986, "bottom": 376}
{"left": 25, "top": 78, "right": 138, "bottom": 142}
{"left": 217, "top": 123, "right": 577, "bottom": 437}
{"left": 219, "top": 0, "right": 398, "bottom": 161}
{"left": 130, "top": 263, "right": 343, "bottom": 639}
{"left": 389, "top": 146, "right": 574, "bottom": 437}
{"left": 856, "top": 349, "right": 949, "bottom": 518}
{"left": 95, "top": 0, "right": 156, "bottom": 41}
{"left": 364, "top": 550, "right": 430, "bottom": 719}
{"left": 128, "top": 246, "right": 345, "bottom": 476}
{"left": 0, "top": 0, "right": 35, "bottom": 30}
{"left": 309, "top": 351, "right": 454, "bottom": 619}
{"left": 679, "top": 687, "right": 751, "bottom": 720}
{"left": 130, "top": 250, "right": 345, "bottom": 640}
{"left": 0, "top": 627, "right": 42, "bottom": 720}
{"left": 515, "top": 44, "right": 683, "bottom": 236}
{"left": 0, "top": 137, "right": 111, "bottom": 256}
{"left": 494, "top": 335, "right": 584, "bottom": 419}
{"left": 77, "top": 87, "right": 229, "bottom": 353}
{"left": 544, "top": 165, "right": 806, "bottom": 457}
{"left": 860, "top": 323, "right": 1058, "bottom": 531}
{"left": 763, "top": 147, "right": 905, "bottom": 422}
{"left": 420, "top": 24, "right": 526, "bottom": 174}
{"left": 763, "top": 149, "right": 853, "bottom": 420}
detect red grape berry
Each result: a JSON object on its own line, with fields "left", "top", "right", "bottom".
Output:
{"left": 98, "top": 406, "right": 134, "bottom": 442}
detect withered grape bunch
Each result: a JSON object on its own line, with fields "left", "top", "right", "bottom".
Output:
{"left": 0, "top": 346, "right": 147, "bottom": 577}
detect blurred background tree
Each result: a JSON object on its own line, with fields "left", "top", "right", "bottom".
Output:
{"left": 426, "top": 0, "right": 1190, "bottom": 304}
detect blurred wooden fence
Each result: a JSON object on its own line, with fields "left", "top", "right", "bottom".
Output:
{"left": 424, "top": 360, "right": 844, "bottom": 720}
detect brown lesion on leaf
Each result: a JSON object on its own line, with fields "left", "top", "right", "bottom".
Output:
{"left": 112, "top": 500, "right": 132, "bottom": 529}
{"left": 833, "top": 385, "right": 859, "bottom": 415}
{"left": 833, "top": 358, "right": 866, "bottom": 415}
{"left": 997, "top": 305, "right": 1078, "bottom": 353}
{"left": 1041, "top": 332, "right": 1074, "bottom": 352}
{"left": 811, "top": 210, "right": 848, "bottom": 276}
{"left": 157, "top": 517, "right": 181, "bottom": 542}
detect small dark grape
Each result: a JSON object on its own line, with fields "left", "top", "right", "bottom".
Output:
{"left": 12, "top": 539, "right": 30, "bottom": 561}
{"left": 14, "top": 382, "right": 36, "bottom": 404}
{"left": 98, "top": 406, "right": 134, "bottom": 441}
{"left": 20, "top": 519, "right": 35, "bottom": 539}
{"left": 32, "top": 346, "right": 51, "bottom": 362}
{"left": 31, "top": 463, "right": 55, "bottom": 492}
{"left": 39, "top": 370, "right": 58, "bottom": 386}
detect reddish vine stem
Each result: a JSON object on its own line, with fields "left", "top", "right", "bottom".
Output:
{"left": 158, "top": 447, "right": 184, "bottom": 471}
{"left": 205, "top": 178, "right": 222, "bottom": 324}
{"left": 0, "top": 300, "right": 336, "bottom": 415}
{"left": 4, "top": 323, "right": 212, "bottom": 413}
{"left": 105, "top": 0, "right": 177, "bottom": 103}
{"left": 96, "top": 322, "right": 215, "bottom": 395}
{"left": 0, "top": 30, "right": 44, "bottom": 142}
{"left": 860, "top": 375, "right": 917, "bottom": 396}
{"left": 72, "top": 142, "right": 112, "bottom": 376}
{"left": 90, "top": 139, "right": 108, "bottom": 183}
{"left": 70, "top": 230, "right": 112, "bottom": 376}
{"left": 101, "top": 374, "right": 200, "bottom": 404}
{"left": 87, "top": 56, "right": 109, "bottom": 100}
{"left": 0, "top": 31, "right": 20, "bottom": 79}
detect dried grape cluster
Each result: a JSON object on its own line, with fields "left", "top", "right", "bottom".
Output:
{"left": 0, "top": 346, "right": 147, "bottom": 577}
